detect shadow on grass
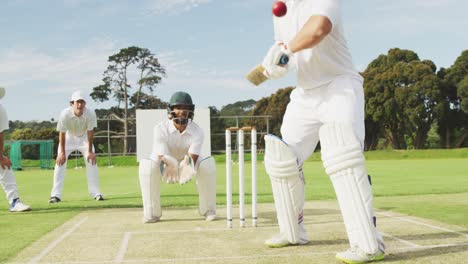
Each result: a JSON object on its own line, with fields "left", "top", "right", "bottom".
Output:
{"left": 386, "top": 244, "right": 468, "bottom": 262}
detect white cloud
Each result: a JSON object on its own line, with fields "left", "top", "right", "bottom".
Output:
{"left": 145, "top": 0, "right": 211, "bottom": 15}
{"left": 0, "top": 38, "right": 118, "bottom": 96}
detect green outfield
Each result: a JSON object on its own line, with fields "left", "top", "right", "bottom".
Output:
{"left": 0, "top": 150, "right": 467, "bottom": 263}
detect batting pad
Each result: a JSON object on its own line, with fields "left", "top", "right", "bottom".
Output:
{"left": 264, "top": 135, "right": 304, "bottom": 244}
{"left": 196, "top": 157, "right": 217, "bottom": 215}
{"left": 319, "top": 123, "right": 379, "bottom": 254}
{"left": 138, "top": 159, "right": 162, "bottom": 219}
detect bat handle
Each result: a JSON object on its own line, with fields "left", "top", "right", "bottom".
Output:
{"left": 278, "top": 54, "right": 289, "bottom": 65}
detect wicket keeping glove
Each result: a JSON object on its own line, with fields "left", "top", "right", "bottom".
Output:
{"left": 161, "top": 155, "right": 179, "bottom": 184}
{"left": 178, "top": 155, "right": 196, "bottom": 185}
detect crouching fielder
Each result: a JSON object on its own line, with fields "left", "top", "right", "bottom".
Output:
{"left": 260, "top": 0, "right": 385, "bottom": 263}
{"left": 138, "top": 91, "right": 217, "bottom": 223}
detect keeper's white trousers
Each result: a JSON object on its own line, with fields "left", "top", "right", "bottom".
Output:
{"left": 281, "top": 75, "right": 365, "bottom": 162}
{"left": 50, "top": 133, "right": 101, "bottom": 199}
{"left": 0, "top": 167, "right": 19, "bottom": 205}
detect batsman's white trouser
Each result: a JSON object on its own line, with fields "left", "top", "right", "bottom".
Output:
{"left": 0, "top": 167, "right": 19, "bottom": 204}
{"left": 139, "top": 159, "right": 162, "bottom": 220}
{"left": 196, "top": 156, "right": 217, "bottom": 215}
{"left": 50, "top": 133, "right": 101, "bottom": 199}
{"left": 280, "top": 76, "right": 383, "bottom": 253}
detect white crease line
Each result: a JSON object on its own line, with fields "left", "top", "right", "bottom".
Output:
{"left": 381, "top": 231, "right": 421, "bottom": 248}
{"left": 377, "top": 212, "right": 468, "bottom": 238}
{"left": 115, "top": 232, "right": 131, "bottom": 263}
{"left": 28, "top": 217, "right": 88, "bottom": 264}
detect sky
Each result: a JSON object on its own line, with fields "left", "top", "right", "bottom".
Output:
{"left": 0, "top": 0, "right": 467, "bottom": 122}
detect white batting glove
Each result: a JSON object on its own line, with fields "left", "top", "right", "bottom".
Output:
{"left": 161, "top": 155, "right": 179, "bottom": 184}
{"left": 178, "top": 155, "right": 196, "bottom": 185}
{"left": 262, "top": 42, "right": 293, "bottom": 79}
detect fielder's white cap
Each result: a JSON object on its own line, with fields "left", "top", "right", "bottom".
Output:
{"left": 0, "top": 87, "right": 5, "bottom": 100}
{"left": 70, "top": 90, "right": 86, "bottom": 102}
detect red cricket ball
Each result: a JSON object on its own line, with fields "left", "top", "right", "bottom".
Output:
{"left": 272, "top": 1, "right": 287, "bottom": 17}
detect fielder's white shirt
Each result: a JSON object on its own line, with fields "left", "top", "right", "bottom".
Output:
{"left": 0, "top": 104, "right": 9, "bottom": 133}
{"left": 56, "top": 107, "right": 97, "bottom": 136}
{"left": 151, "top": 120, "right": 204, "bottom": 161}
{"left": 274, "top": 0, "right": 362, "bottom": 89}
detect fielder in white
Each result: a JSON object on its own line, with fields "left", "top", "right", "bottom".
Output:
{"left": 48, "top": 90, "right": 104, "bottom": 203}
{"left": 261, "top": 0, "right": 385, "bottom": 263}
{"left": 0, "top": 87, "right": 31, "bottom": 212}
{"left": 138, "top": 91, "right": 217, "bottom": 223}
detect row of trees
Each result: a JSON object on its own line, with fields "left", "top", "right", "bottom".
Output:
{"left": 6, "top": 46, "right": 467, "bottom": 155}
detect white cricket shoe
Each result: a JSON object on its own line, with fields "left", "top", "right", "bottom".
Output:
{"left": 143, "top": 217, "right": 160, "bottom": 224}
{"left": 264, "top": 232, "right": 309, "bottom": 248}
{"left": 9, "top": 199, "right": 31, "bottom": 212}
{"left": 336, "top": 246, "right": 385, "bottom": 264}
{"left": 205, "top": 210, "right": 217, "bottom": 221}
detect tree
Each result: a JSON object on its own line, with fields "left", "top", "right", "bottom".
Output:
{"left": 363, "top": 48, "right": 442, "bottom": 149}
{"left": 91, "top": 46, "right": 166, "bottom": 154}
{"left": 208, "top": 106, "right": 226, "bottom": 152}
{"left": 251, "top": 87, "right": 294, "bottom": 137}
{"left": 437, "top": 50, "right": 468, "bottom": 148}
{"left": 219, "top": 100, "right": 256, "bottom": 116}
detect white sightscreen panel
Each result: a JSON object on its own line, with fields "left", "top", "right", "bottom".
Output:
{"left": 136, "top": 108, "right": 211, "bottom": 161}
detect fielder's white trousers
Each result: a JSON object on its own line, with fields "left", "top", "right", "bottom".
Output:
{"left": 281, "top": 75, "right": 365, "bottom": 162}
{"left": 50, "top": 133, "right": 101, "bottom": 199}
{"left": 0, "top": 167, "right": 19, "bottom": 204}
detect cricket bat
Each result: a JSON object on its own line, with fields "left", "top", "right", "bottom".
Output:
{"left": 246, "top": 54, "right": 289, "bottom": 86}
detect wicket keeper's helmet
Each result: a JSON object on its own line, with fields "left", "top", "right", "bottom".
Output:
{"left": 167, "top": 91, "right": 195, "bottom": 124}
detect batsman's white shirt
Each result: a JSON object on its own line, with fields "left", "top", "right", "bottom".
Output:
{"left": 274, "top": 0, "right": 366, "bottom": 162}
{"left": 274, "top": 0, "right": 363, "bottom": 90}
{"left": 0, "top": 104, "right": 20, "bottom": 204}
{"left": 151, "top": 120, "right": 204, "bottom": 162}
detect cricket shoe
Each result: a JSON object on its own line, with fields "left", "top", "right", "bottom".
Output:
{"left": 9, "top": 198, "right": 31, "bottom": 212}
{"left": 336, "top": 244, "right": 385, "bottom": 264}
{"left": 205, "top": 210, "right": 217, "bottom": 221}
{"left": 94, "top": 194, "right": 104, "bottom": 201}
{"left": 264, "top": 232, "right": 309, "bottom": 248}
{"left": 143, "top": 217, "right": 160, "bottom": 224}
{"left": 48, "top": 196, "right": 61, "bottom": 203}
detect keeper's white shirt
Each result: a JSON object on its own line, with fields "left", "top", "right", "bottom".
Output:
{"left": 0, "top": 104, "right": 9, "bottom": 133}
{"left": 151, "top": 120, "right": 204, "bottom": 161}
{"left": 56, "top": 107, "right": 97, "bottom": 136}
{"left": 274, "top": 0, "right": 362, "bottom": 89}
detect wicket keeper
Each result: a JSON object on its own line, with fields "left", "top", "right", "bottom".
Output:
{"left": 138, "top": 91, "right": 217, "bottom": 223}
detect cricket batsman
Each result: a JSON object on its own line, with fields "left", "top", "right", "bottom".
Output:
{"left": 138, "top": 91, "right": 217, "bottom": 223}
{"left": 257, "top": 0, "right": 386, "bottom": 263}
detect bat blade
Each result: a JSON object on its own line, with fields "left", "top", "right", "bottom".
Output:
{"left": 246, "top": 64, "right": 268, "bottom": 86}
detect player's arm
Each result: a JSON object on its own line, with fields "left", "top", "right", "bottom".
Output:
{"left": 87, "top": 129, "right": 97, "bottom": 165}
{"left": 56, "top": 131, "right": 67, "bottom": 166}
{"left": 288, "top": 15, "right": 332, "bottom": 53}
